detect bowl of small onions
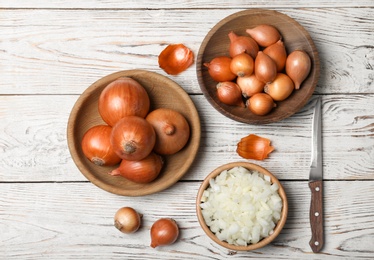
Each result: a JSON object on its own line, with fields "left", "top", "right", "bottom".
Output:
{"left": 196, "top": 9, "right": 320, "bottom": 124}
{"left": 67, "top": 70, "right": 201, "bottom": 196}
{"left": 196, "top": 162, "right": 288, "bottom": 251}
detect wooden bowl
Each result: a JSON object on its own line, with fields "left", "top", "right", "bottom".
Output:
{"left": 196, "top": 9, "right": 320, "bottom": 124}
{"left": 196, "top": 162, "right": 288, "bottom": 251}
{"left": 67, "top": 70, "right": 201, "bottom": 196}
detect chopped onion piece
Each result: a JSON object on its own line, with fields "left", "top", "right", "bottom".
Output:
{"left": 200, "top": 166, "right": 283, "bottom": 246}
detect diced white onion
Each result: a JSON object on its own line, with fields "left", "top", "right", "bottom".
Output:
{"left": 200, "top": 166, "right": 283, "bottom": 246}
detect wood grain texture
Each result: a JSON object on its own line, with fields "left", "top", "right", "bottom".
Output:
{"left": 1, "top": 95, "right": 373, "bottom": 182}
{"left": 0, "top": 8, "right": 373, "bottom": 95}
{"left": 1, "top": 181, "right": 373, "bottom": 259}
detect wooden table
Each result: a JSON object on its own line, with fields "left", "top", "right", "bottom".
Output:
{"left": 1, "top": 1, "right": 373, "bottom": 259}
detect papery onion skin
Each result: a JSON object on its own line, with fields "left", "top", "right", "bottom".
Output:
{"left": 263, "top": 40, "right": 287, "bottom": 72}
{"left": 114, "top": 207, "right": 143, "bottom": 234}
{"left": 109, "top": 152, "right": 163, "bottom": 183}
{"left": 216, "top": 81, "right": 245, "bottom": 107}
{"left": 204, "top": 56, "right": 237, "bottom": 82}
{"left": 264, "top": 73, "right": 294, "bottom": 101}
{"left": 236, "top": 74, "right": 265, "bottom": 98}
{"left": 98, "top": 77, "right": 150, "bottom": 126}
{"left": 247, "top": 93, "right": 276, "bottom": 116}
{"left": 111, "top": 116, "right": 156, "bottom": 161}
{"left": 246, "top": 24, "right": 281, "bottom": 47}
{"left": 254, "top": 51, "right": 277, "bottom": 84}
{"left": 158, "top": 44, "right": 194, "bottom": 75}
{"left": 230, "top": 52, "right": 254, "bottom": 77}
{"left": 81, "top": 125, "right": 121, "bottom": 166}
{"left": 146, "top": 108, "right": 190, "bottom": 155}
{"left": 285, "top": 50, "right": 312, "bottom": 89}
{"left": 150, "top": 218, "right": 179, "bottom": 248}
{"left": 228, "top": 31, "right": 259, "bottom": 59}
{"left": 236, "top": 134, "right": 275, "bottom": 160}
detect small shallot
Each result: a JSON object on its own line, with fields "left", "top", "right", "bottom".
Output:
{"left": 114, "top": 207, "right": 143, "bottom": 234}
{"left": 228, "top": 31, "right": 259, "bottom": 59}
{"left": 158, "top": 43, "right": 194, "bottom": 75}
{"left": 230, "top": 52, "right": 254, "bottom": 77}
{"left": 254, "top": 51, "right": 277, "bottom": 84}
{"left": 264, "top": 73, "right": 294, "bottom": 101}
{"left": 216, "top": 81, "right": 245, "bottom": 107}
{"left": 246, "top": 24, "right": 281, "bottom": 47}
{"left": 246, "top": 93, "right": 276, "bottom": 116}
{"left": 236, "top": 74, "right": 265, "bottom": 98}
{"left": 285, "top": 50, "right": 311, "bottom": 89}
{"left": 150, "top": 218, "right": 179, "bottom": 248}
{"left": 204, "top": 56, "right": 236, "bottom": 82}
{"left": 263, "top": 40, "right": 287, "bottom": 72}
{"left": 236, "top": 134, "right": 275, "bottom": 160}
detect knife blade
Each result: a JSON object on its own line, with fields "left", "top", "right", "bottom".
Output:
{"left": 309, "top": 96, "right": 324, "bottom": 253}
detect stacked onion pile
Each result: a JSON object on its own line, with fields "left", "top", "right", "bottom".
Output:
{"left": 81, "top": 77, "right": 190, "bottom": 183}
{"left": 204, "top": 24, "right": 312, "bottom": 116}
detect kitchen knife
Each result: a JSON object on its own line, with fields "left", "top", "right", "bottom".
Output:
{"left": 309, "top": 96, "right": 324, "bottom": 253}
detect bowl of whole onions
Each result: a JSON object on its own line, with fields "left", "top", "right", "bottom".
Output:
{"left": 196, "top": 162, "right": 288, "bottom": 251}
{"left": 196, "top": 9, "right": 320, "bottom": 124}
{"left": 67, "top": 70, "right": 201, "bottom": 196}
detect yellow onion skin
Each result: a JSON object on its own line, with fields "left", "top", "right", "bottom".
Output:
{"left": 216, "top": 82, "right": 245, "bottom": 107}
{"left": 146, "top": 108, "right": 190, "bottom": 155}
{"left": 158, "top": 44, "right": 194, "bottom": 75}
{"left": 109, "top": 152, "right": 163, "bottom": 183}
{"left": 254, "top": 51, "right": 277, "bottom": 84}
{"left": 236, "top": 134, "right": 275, "bottom": 160}
{"left": 236, "top": 74, "right": 265, "bottom": 98}
{"left": 110, "top": 116, "right": 156, "bottom": 161}
{"left": 264, "top": 73, "right": 294, "bottom": 101}
{"left": 150, "top": 218, "right": 179, "bottom": 248}
{"left": 228, "top": 31, "right": 259, "bottom": 59}
{"left": 247, "top": 93, "right": 276, "bottom": 116}
{"left": 263, "top": 40, "right": 287, "bottom": 72}
{"left": 246, "top": 24, "right": 281, "bottom": 47}
{"left": 98, "top": 77, "right": 150, "bottom": 126}
{"left": 285, "top": 50, "right": 312, "bottom": 89}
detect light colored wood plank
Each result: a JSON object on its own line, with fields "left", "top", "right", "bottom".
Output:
{"left": 0, "top": 0, "right": 373, "bottom": 8}
{"left": 0, "top": 95, "right": 373, "bottom": 182}
{"left": 1, "top": 181, "right": 373, "bottom": 259}
{"left": 0, "top": 8, "right": 373, "bottom": 95}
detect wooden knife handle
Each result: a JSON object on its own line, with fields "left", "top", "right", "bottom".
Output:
{"left": 309, "top": 180, "right": 324, "bottom": 253}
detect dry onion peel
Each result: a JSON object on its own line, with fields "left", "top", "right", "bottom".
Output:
{"left": 158, "top": 43, "right": 194, "bottom": 75}
{"left": 236, "top": 134, "right": 274, "bottom": 160}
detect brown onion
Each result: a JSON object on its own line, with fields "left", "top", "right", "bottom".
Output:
{"left": 98, "top": 77, "right": 150, "bottom": 126}
{"left": 114, "top": 207, "right": 143, "bottom": 234}
{"left": 111, "top": 116, "right": 156, "bottom": 161}
{"left": 263, "top": 40, "right": 287, "bottom": 72}
{"left": 228, "top": 31, "right": 259, "bottom": 59}
{"left": 150, "top": 218, "right": 179, "bottom": 248}
{"left": 158, "top": 43, "right": 194, "bottom": 75}
{"left": 246, "top": 24, "right": 281, "bottom": 47}
{"left": 230, "top": 52, "right": 254, "bottom": 77}
{"left": 254, "top": 51, "right": 277, "bottom": 84}
{"left": 204, "top": 56, "right": 236, "bottom": 82}
{"left": 146, "top": 108, "right": 190, "bottom": 155}
{"left": 81, "top": 125, "right": 121, "bottom": 166}
{"left": 216, "top": 81, "right": 245, "bottom": 107}
{"left": 247, "top": 93, "right": 276, "bottom": 116}
{"left": 285, "top": 50, "right": 312, "bottom": 89}
{"left": 109, "top": 152, "right": 163, "bottom": 183}
{"left": 264, "top": 73, "right": 294, "bottom": 101}
{"left": 236, "top": 74, "right": 265, "bottom": 98}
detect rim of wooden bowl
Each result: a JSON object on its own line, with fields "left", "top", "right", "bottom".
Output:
{"left": 67, "top": 70, "right": 201, "bottom": 196}
{"left": 196, "top": 9, "right": 320, "bottom": 124}
{"left": 196, "top": 162, "right": 288, "bottom": 251}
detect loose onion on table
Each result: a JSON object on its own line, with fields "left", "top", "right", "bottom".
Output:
{"left": 114, "top": 207, "right": 142, "bottom": 234}
{"left": 150, "top": 218, "right": 179, "bottom": 248}
{"left": 158, "top": 43, "right": 194, "bottom": 75}
{"left": 146, "top": 108, "right": 190, "bottom": 155}
{"left": 98, "top": 77, "right": 150, "bottom": 126}
{"left": 81, "top": 125, "right": 121, "bottom": 166}
{"left": 200, "top": 166, "right": 283, "bottom": 246}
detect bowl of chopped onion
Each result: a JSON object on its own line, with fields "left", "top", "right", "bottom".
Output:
{"left": 196, "top": 162, "right": 288, "bottom": 251}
